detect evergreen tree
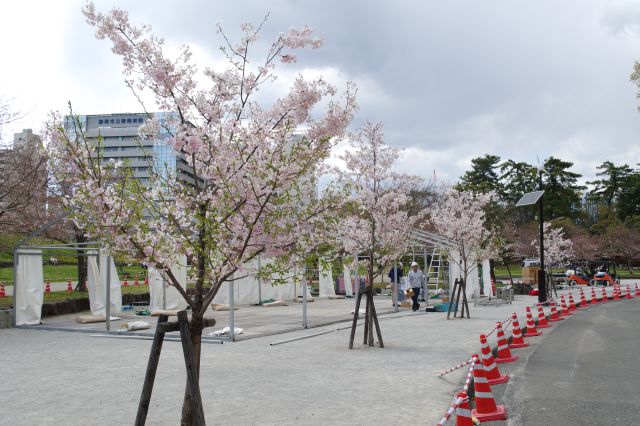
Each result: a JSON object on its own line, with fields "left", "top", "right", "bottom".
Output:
{"left": 542, "top": 157, "right": 585, "bottom": 220}
{"left": 456, "top": 154, "right": 502, "bottom": 195}
{"left": 587, "top": 161, "right": 633, "bottom": 209}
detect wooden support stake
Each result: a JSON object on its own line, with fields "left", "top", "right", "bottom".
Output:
{"left": 370, "top": 293, "right": 384, "bottom": 348}
{"left": 135, "top": 314, "right": 168, "bottom": 426}
{"left": 177, "top": 311, "right": 206, "bottom": 426}
{"left": 348, "top": 289, "right": 364, "bottom": 349}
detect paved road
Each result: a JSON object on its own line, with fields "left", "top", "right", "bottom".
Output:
{"left": 498, "top": 299, "right": 640, "bottom": 425}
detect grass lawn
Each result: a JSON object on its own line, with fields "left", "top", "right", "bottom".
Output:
{"left": 0, "top": 284, "right": 151, "bottom": 309}
{"left": 0, "top": 264, "right": 147, "bottom": 285}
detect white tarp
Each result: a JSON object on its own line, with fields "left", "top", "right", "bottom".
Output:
{"left": 343, "top": 265, "right": 353, "bottom": 297}
{"left": 448, "top": 253, "right": 480, "bottom": 296}
{"left": 148, "top": 256, "right": 188, "bottom": 311}
{"left": 211, "top": 260, "right": 310, "bottom": 305}
{"left": 318, "top": 261, "right": 336, "bottom": 297}
{"left": 15, "top": 249, "right": 43, "bottom": 325}
{"left": 448, "top": 252, "right": 462, "bottom": 292}
{"left": 482, "top": 259, "right": 492, "bottom": 296}
{"left": 87, "top": 251, "right": 122, "bottom": 316}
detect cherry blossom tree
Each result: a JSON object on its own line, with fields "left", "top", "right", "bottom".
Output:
{"left": 47, "top": 4, "right": 356, "bottom": 423}
{"left": 532, "top": 222, "right": 574, "bottom": 269}
{"left": 337, "top": 121, "right": 424, "bottom": 347}
{"left": 427, "top": 189, "right": 497, "bottom": 285}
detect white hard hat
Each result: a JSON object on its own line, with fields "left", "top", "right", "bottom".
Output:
{"left": 411, "top": 262, "right": 418, "bottom": 267}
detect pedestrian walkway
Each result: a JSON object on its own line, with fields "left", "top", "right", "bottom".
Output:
{"left": 0, "top": 287, "right": 630, "bottom": 425}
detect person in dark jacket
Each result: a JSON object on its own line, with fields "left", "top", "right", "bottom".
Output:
{"left": 388, "top": 263, "right": 404, "bottom": 306}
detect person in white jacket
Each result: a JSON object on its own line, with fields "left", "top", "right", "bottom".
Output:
{"left": 407, "top": 261, "right": 425, "bottom": 311}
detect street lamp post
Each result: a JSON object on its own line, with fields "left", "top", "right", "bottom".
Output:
{"left": 537, "top": 171, "right": 546, "bottom": 303}
{"left": 516, "top": 179, "right": 546, "bottom": 304}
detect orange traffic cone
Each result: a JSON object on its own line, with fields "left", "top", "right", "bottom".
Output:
{"left": 144, "top": 276, "right": 149, "bottom": 285}
{"left": 549, "top": 300, "right": 564, "bottom": 322}
{"left": 67, "top": 279, "right": 73, "bottom": 292}
{"left": 613, "top": 285, "right": 620, "bottom": 301}
{"left": 45, "top": 280, "right": 51, "bottom": 293}
{"left": 590, "top": 287, "right": 598, "bottom": 304}
{"left": 84, "top": 280, "right": 88, "bottom": 291}
{"left": 625, "top": 285, "right": 633, "bottom": 299}
{"left": 510, "top": 312, "right": 529, "bottom": 347}
{"left": 560, "top": 295, "right": 572, "bottom": 315}
{"left": 495, "top": 322, "right": 518, "bottom": 363}
{"left": 455, "top": 392, "right": 473, "bottom": 426}
{"left": 568, "top": 293, "right": 577, "bottom": 310}
{"left": 122, "top": 279, "right": 129, "bottom": 287}
{"left": 579, "top": 288, "right": 588, "bottom": 307}
{"left": 601, "top": 286, "right": 608, "bottom": 302}
{"left": 479, "top": 334, "right": 509, "bottom": 385}
{"left": 635, "top": 283, "right": 640, "bottom": 297}
{"left": 536, "top": 303, "right": 550, "bottom": 328}
{"left": 134, "top": 275, "right": 140, "bottom": 286}
{"left": 0, "top": 282, "right": 6, "bottom": 298}
{"left": 471, "top": 354, "right": 508, "bottom": 422}
{"left": 524, "top": 306, "right": 542, "bottom": 337}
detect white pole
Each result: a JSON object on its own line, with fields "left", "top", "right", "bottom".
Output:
{"left": 393, "top": 259, "right": 398, "bottom": 313}
{"left": 302, "top": 266, "right": 308, "bottom": 329}
{"left": 229, "top": 277, "right": 235, "bottom": 342}
{"left": 105, "top": 254, "right": 111, "bottom": 332}
{"left": 354, "top": 254, "right": 359, "bottom": 313}
{"left": 257, "top": 255, "right": 262, "bottom": 304}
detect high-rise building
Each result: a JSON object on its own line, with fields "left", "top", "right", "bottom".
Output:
{"left": 69, "top": 113, "right": 194, "bottom": 186}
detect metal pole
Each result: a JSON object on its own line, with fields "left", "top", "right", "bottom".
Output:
{"left": 229, "top": 278, "right": 235, "bottom": 342}
{"left": 302, "top": 266, "right": 308, "bottom": 329}
{"left": 393, "top": 260, "right": 398, "bottom": 313}
{"left": 423, "top": 246, "right": 429, "bottom": 306}
{"left": 106, "top": 254, "right": 111, "bottom": 332}
{"left": 12, "top": 249, "right": 18, "bottom": 326}
{"left": 538, "top": 170, "right": 546, "bottom": 303}
{"left": 257, "top": 255, "right": 262, "bottom": 304}
{"left": 353, "top": 255, "right": 359, "bottom": 312}
{"left": 162, "top": 274, "right": 167, "bottom": 310}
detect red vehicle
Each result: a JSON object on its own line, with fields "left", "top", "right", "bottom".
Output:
{"left": 565, "top": 273, "right": 589, "bottom": 286}
{"left": 590, "top": 272, "right": 618, "bottom": 286}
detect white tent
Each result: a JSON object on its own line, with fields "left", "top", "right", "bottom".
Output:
{"left": 448, "top": 252, "right": 480, "bottom": 295}
{"left": 148, "top": 255, "right": 189, "bottom": 311}
{"left": 14, "top": 249, "right": 44, "bottom": 325}
{"left": 318, "top": 261, "right": 336, "bottom": 297}
{"left": 87, "top": 251, "right": 122, "bottom": 316}
{"left": 211, "top": 259, "right": 311, "bottom": 306}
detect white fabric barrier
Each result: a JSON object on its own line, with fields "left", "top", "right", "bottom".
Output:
{"left": 482, "top": 259, "right": 492, "bottom": 296}
{"left": 87, "top": 251, "right": 122, "bottom": 316}
{"left": 318, "top": 261, "right": 336, "bottom": 298}
{"left": 211, "top": 260, "right": 310, "bottom": 305}
{"left": 343, "top": 265, "right": 353, "bottom": 297}
{"left": 15, "top": 249, "right": 44, "bottom": 325}
{"left": 149, "top": 256, "right": 188, "bottom": 311}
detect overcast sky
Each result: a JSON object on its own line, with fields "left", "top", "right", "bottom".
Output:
{"left": 2, "top": 0, "right": 640, "bottom": 186}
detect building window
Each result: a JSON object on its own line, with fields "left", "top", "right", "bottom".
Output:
{"left": 110, "top": 119, "right": 114, "bottom": 124}
{"left": 127, "top": 118, "right": 132, "bottom": 124}
{"left": 98, "top": 119, "right": 103, "bottom": 124}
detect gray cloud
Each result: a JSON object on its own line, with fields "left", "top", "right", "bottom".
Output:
{"left": 2, "top": 0, "right": 640, "bottom": 185}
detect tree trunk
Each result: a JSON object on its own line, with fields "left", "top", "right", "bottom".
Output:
{"left": 75, "top": 231, "right": 87, "bottom": 292}
{"left": 180, "top": 316, "right": 204, "bottom": 426}
{"left": 505, "top": 263, "right": 514, "bottom": 285}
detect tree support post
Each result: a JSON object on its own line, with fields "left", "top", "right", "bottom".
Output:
{"left": 349, "top": 287, "right": 384, "bottom": 349}
{"left": 447, "top": 278, "right": 470, "bottom": 320}
{"left": 135, "top": 313, "right": 215, "bottom": 425}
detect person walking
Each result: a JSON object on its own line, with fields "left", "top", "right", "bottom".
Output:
{"left": 388, "top": 262, "right": 404, "bottom": 306}
{"left": 408, "top": 261, "right": 425, "bottom": 311}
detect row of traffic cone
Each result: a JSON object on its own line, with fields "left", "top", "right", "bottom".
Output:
{"left": 458, "top": 305, "right": 553, "bottom": 423}
{"left": 121, "top": 276, "right": 149, "bottom": 287}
